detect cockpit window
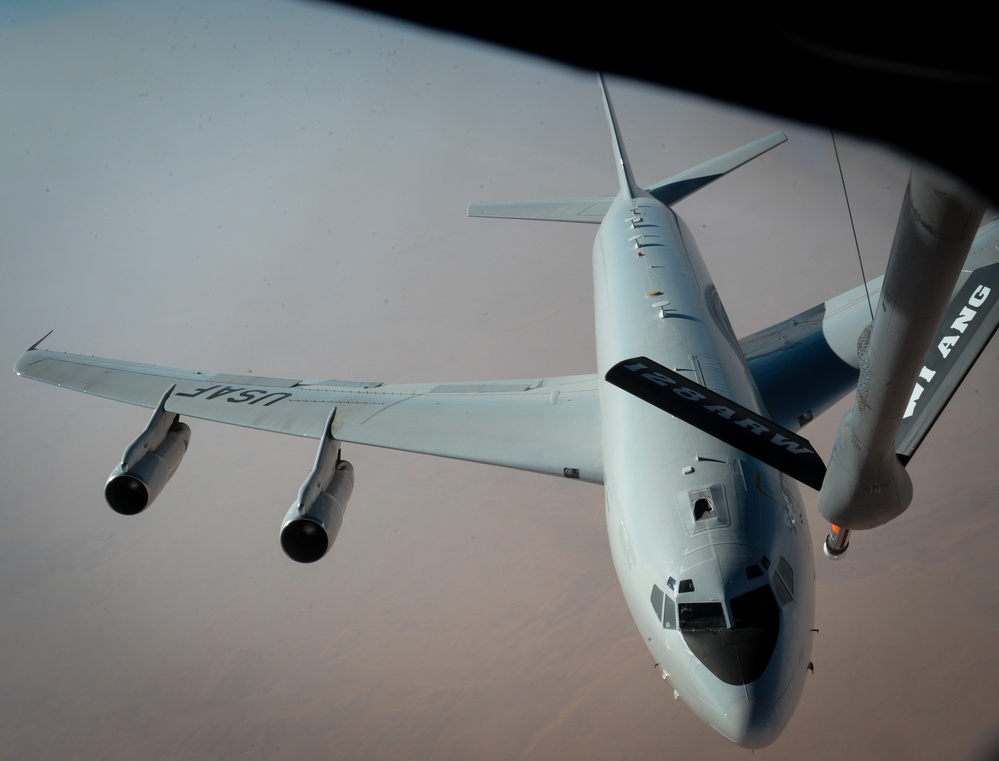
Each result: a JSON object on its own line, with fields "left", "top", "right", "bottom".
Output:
{"left": 678, "top": 578, "right": 695, "bottom": 593}
{"left": 745, "top": 564, "right": 763, "bottom": 580}
{"left": 773, "top": 556, "right": 794, "bottom": 606}
{"left": 662, "top": 598, "right": 676, "bottom": 630}
{"left": 777, "top": 556, "right": 794, "bottom": 595}
{"left": 651, "top": 584, "right": 664, "bottom": 620}
{"left": 651, "top": 584, "right": 677, "bottom": 630}
{"left": 682, "top": 585, "right": 781, "bottom": 685}
{"left": 730, "top": 584, "right": 779, "bottom": 630}
{"left": 773, "top": 576, "right": 792, "bottom": 605}
{"left": 678, "top": 602, "right": 726, "bottom": 631}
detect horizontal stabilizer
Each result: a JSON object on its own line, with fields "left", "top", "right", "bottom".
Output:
{"left": 468, "top": 132, "right": 786, "bottom": 224}
{"left": 468, "top": 197, "right": 612, "bottom": 224}
{"left": 896, "top": 222, "right": 999, "bottom": 462}
{"left": 606, "top": 356, "right": 826, "bottom": 490}
{"left": 647, "top": 132, "right": 787, "bottom": 207}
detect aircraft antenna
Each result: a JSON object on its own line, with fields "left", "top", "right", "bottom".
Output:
{"left": 831, "top": 130, "right": 875, "bottom": 321}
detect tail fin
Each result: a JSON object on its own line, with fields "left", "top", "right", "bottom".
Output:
{"left": 598, "top": 74, "right": 642, "bottom": 200}
{"left": 468, "top": 79, "right": 786, "bottom": 224}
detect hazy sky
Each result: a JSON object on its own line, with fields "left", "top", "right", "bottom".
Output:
{"left": 2, "top": 2, "right": 997, "bottom": 760}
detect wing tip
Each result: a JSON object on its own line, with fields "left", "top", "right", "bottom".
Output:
{"left": 27, "top": 330, "right": 54, "bottom": 352}
{"left": 14, "top": 331, "right": 54, "bottom": 377}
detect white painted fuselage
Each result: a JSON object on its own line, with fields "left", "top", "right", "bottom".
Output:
{"left": 594, "top": 191, "right": 815, "bottom": 748}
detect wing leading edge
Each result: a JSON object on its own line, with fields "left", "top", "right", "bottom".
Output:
{"left": 14, "top": 349, "right": 603, "bottom": 483}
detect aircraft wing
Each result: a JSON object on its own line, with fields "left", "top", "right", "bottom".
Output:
{"left": 740, "top": 277, "right": 881, "bottom": 431}
{"left": 14, "top": 349, "right": 603, "bottom": 483}
{"left": 741, "top": 217, "right": 999, "bottom": 440}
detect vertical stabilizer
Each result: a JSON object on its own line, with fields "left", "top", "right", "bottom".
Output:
{"left": 598, "top": 75, "right": 642, "bottom": 200}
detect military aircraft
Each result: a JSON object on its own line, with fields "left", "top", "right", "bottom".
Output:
{"left": 14, "top": 77, "right": 999, "bottom": 748}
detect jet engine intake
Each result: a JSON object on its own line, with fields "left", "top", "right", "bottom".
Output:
{"left": 280, "top": 408, "right": 352, "bottom": 563}
{"left": 280, "top": 460, "right": 354, "bottom": 563}
{"left": 104, "top": 385, "right": 191, "bottom": 515}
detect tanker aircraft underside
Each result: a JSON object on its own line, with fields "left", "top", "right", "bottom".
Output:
{"left": 15, "top": 78, "right": 999, "bottom": 748}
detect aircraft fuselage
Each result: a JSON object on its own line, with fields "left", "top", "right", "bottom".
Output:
{"left": 594, "top": 192, "right": 815, "bottom": 748}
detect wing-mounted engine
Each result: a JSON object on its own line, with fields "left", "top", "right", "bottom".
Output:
{"left": 105, "top": 385, "right": 191, "bottom": 515}
{"left": 280, "top": 407, "right": 354, "bottom": 563}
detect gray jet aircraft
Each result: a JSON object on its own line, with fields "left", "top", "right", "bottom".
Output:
{"left": 15, "top": 77, "right": 999, "bottom": 747}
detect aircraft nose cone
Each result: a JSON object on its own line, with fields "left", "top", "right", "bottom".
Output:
{"left": 717, "top": 700, "right": 779, "bottom": 749}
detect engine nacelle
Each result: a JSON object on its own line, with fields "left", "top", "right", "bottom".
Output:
{"left": 104, "top": 385, "right": 191, "bottom": 515}
{"left": 105, "top": 422, "right": 191, "bottom": 515}
{"left": 281, "top": 460, "right": 354, "bottom": 563}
